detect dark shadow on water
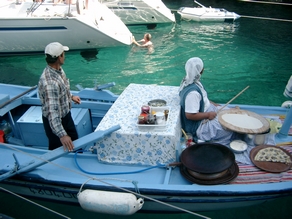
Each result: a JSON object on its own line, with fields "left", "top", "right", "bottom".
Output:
{"left": 80, "top": 49, "right": 99, "bottom": 62}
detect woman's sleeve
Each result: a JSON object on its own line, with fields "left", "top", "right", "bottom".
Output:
{"left": 284, "top": 76, "right": 292, "bottom": 99}
{"left": 185, "top": 91, "right": 201, "bottom": 113}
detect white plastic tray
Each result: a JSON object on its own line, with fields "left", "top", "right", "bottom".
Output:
{"left": 137, "top": 106, "right": 170, "bottom": 131}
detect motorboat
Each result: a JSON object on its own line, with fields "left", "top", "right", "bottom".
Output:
{"left": 0, "top": 0, "right": 133, "bottom": 56}
{"left": 0, "top": 82, "right": 292, "bottom": 216}
{"left": 178, "top": 1, "right": 240, "bottom": 22}
{"left": 101, "top": 0, "right": 175, "bottom": 28}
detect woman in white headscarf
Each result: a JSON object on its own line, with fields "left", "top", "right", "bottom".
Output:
{"left": 179, "top": 57, "right": 235, "bottom": 146}
{"left": 284, "top": 75, "right": 292, "bottom": 100}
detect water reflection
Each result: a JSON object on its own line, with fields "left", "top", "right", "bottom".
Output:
{"left": 181, "top": 21, "right": 240, "bottom": 34}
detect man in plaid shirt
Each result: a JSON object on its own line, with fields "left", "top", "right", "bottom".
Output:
{"left": 38, "top": 42, "right": 81, "bottom": 151}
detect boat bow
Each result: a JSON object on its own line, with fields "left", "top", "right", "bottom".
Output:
{"left": 0, "top": 0, "right": 133, "bottom": 55}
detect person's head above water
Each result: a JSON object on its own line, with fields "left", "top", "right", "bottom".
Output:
{"left": 144, "top": 33, "right": 152, "bottom": 41}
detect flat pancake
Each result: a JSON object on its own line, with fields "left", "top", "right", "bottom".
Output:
{"left": 254, "top": 146, "right": 291, "bottom": 164}
{"left": 250, "top": 145, "right": 292, "bottom": 173}
{"left": 218, "top": 108, "right": 270, "bottom": 134}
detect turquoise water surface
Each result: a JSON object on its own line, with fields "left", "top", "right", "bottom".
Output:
{"left": 1, "top": 0, "right": 292, "bottom": 218}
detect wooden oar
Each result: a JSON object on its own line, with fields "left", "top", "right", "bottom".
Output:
{"left": 0, "top": 125, "right": 120, "bottom": 182}
{"left": 218, "top": 86, "right": 250, "bottom": 112}
{"left": 0, "top": 85, "right": 37, "bottom": 109}
{"left": 202, "top": 86, "right": 249, "bottom": 124}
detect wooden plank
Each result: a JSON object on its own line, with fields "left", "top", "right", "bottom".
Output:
{"left": 0, "top": 85, "right": 37, "bottom": 109}
{"left": 0, "top": 125, "right": 120, "bottom": 181}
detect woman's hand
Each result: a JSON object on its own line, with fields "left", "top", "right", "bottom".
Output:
{"left": 207, "top": 111, "right": 217, "bottom": 120}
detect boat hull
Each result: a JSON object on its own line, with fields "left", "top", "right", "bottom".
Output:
{"left": 0, "top": 2, "right": 133, "bottom": 56}
{"left": 0, "top": 168, "right": 291, "bottom": 213}
{"left": 178, "top": 7, "right": 240, "bottom": 22}
{"left": 104, "top": 0, "right": 175, "bottom": 26}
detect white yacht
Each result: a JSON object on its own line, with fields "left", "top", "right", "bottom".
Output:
{"left": 0, "top": 0, "right": 133, "bottom": 56}
{"left": 102, "top": 0, "right": 175, "bottom": 28}
{"left": 178, "top": 1, "right": 240, "bottom": 22}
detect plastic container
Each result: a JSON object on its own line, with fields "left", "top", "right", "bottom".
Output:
{"left": 230, "top": 140, "right": 248, "bottom": 153}
{"left": 244, "top": 129, "right": 270, "bottom": 146}
{"left": 0, "top": 130, "right": 4, "bottom": 143}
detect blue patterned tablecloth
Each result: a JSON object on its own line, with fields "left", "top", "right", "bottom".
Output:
{"left": 95, "top": 83, "right": 181, "bottom": 166}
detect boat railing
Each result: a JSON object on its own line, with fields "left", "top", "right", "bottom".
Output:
{"left": 26, "top": 1, "right": 43, "bottom": 15}
{"left": 16, "top": 1, "right": 77, "bottom": 18}
{"left": 194, "top": 1, "right": 206, "bottom": 8}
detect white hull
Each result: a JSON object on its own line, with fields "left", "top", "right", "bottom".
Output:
{"left": 0, "top": 1, "right": 133, "bottom": 55}
{"left": 178, "top": 1, "right": 240, "bottom": 22}
{"left": 102, "top": 0, "right": 175, "bottom": 25}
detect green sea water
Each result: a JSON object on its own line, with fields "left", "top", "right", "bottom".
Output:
{"left": 1, "top": 0, "right": 292, "bottom": 218}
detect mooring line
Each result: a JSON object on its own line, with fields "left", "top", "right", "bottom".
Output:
{"left": 240, "top": 15, "right": 292, "bottom": 22}
{"left": 0, "top": 143, "right": 210, "bottom": 218}
{"left": 239, "top": 0, "right": 292, "bottom": 6}
{"left": 0, "top": 186, "right": 71, "bottom": 219}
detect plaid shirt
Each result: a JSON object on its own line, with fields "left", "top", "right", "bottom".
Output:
{"left": 38, "top": 65, "right": 72, "bottom": 138}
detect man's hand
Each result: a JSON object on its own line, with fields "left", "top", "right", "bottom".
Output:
{"left": 72, "top": 95, "right": 81, "bottom": 104}
{"left": 60, "top": 135, "right": 74, "bottom": 152}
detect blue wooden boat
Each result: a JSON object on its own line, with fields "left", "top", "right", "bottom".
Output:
{"left": 0, "top": 82, "right": 292, "bottom": 216}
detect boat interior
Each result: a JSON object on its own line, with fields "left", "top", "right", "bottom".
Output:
{"left": 0, "top": 83, "right": 117, "bottom": 150}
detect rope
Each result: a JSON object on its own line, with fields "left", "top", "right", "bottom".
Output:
{"left": 239, "top": 0, "right": 292, "bottom": 6}
{"left": 240, "top": 15, "right": 292, "bottom": 22}
{"left": 0, "top": 186, "right": 71, "bottom": 219}
{"left": 0, "top": 144, "right": 210, "bottom": 218}
{"left": 132, "top": 181, "right": 140, "bottom": 194}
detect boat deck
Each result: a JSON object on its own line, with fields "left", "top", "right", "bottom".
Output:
{"left": 0, "top": 2, "right": 77, "bottom": 18}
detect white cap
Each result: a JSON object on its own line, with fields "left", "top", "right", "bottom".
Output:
{"left": 45, "top": 42, "right": 69, "bottom": 58}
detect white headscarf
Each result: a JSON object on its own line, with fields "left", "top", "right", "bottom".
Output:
{"left": 179, "top": 57, "right": 204, "bottom": 92}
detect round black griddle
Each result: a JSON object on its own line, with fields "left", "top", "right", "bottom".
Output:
{"left": 180, "top": 162, "right": 239, "bottom": 185}
{"left": 180, "top": 143, "right": 235, "bottom": 174}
